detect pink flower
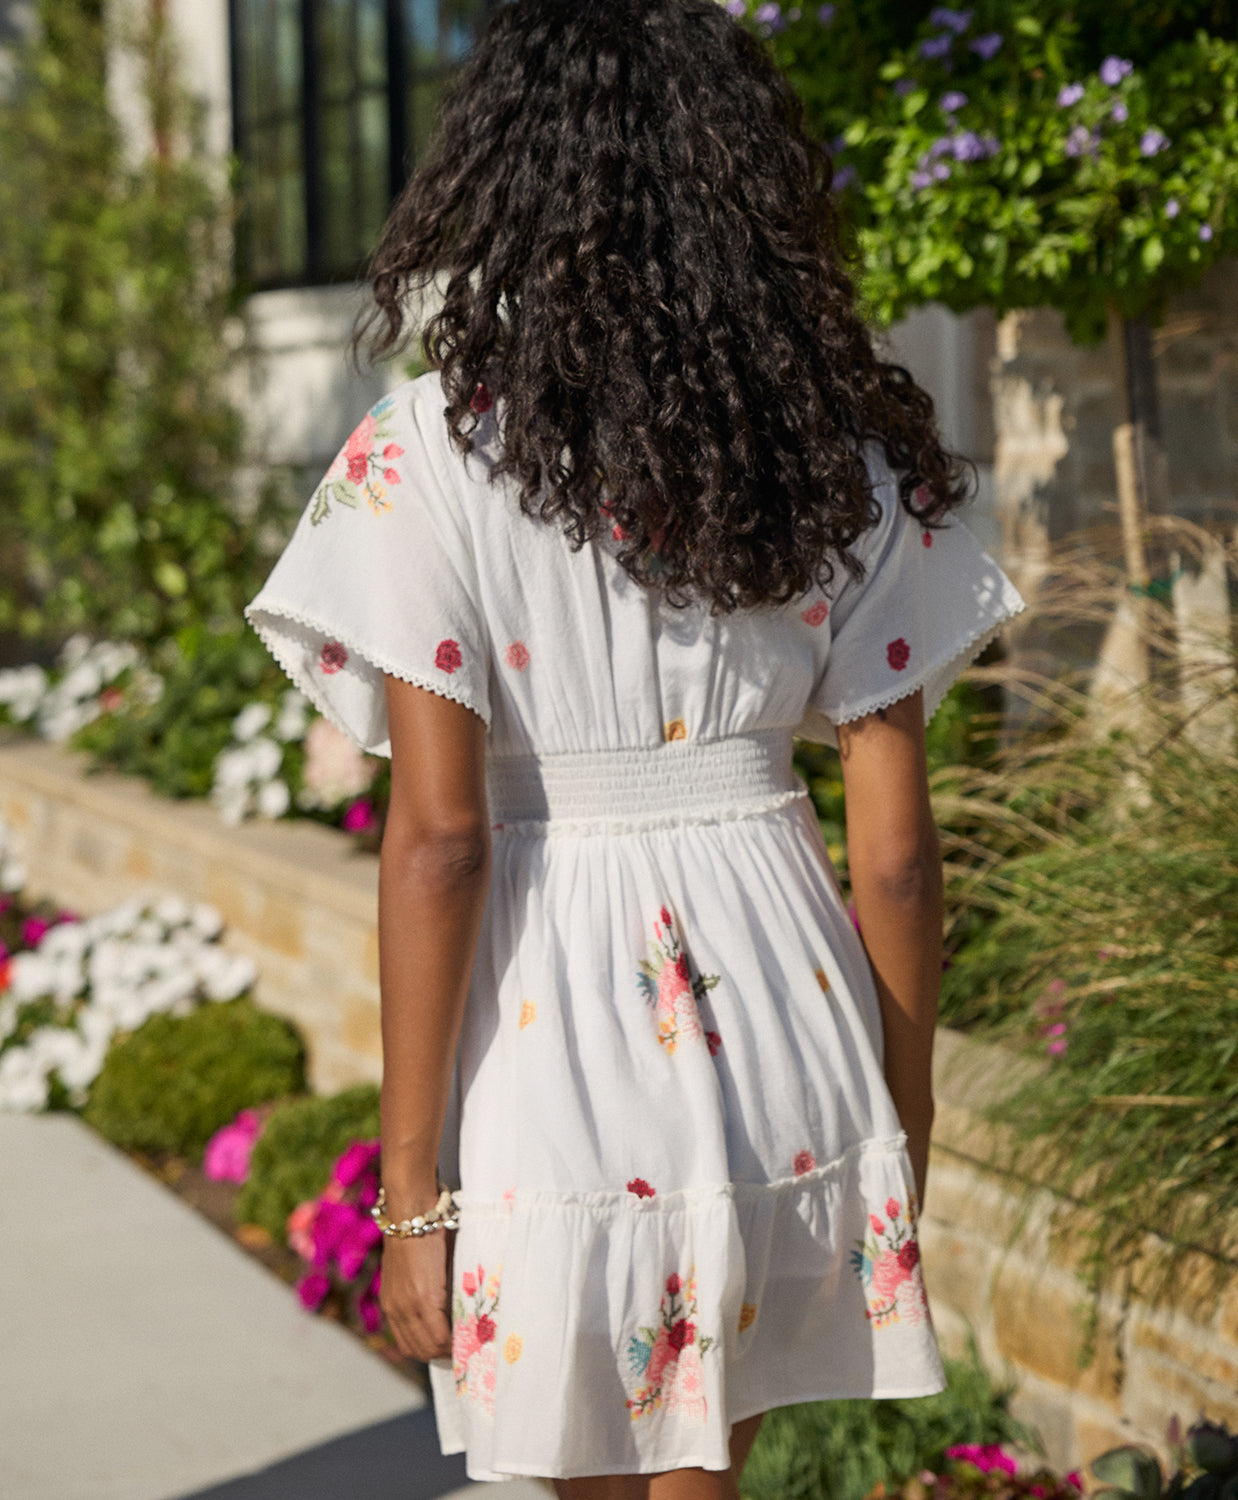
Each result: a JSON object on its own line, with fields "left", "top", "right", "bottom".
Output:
{"left": 202, "top": 1108, "right": 263, "bottom": 1184}
{"left": 358, "top": 1293, "right": 382, "bottom": 1333}
{"left": 885, "top": 1196, "right": 901, "bottom": 1219}
{"left": 922, "top": 530, "right": 933, "bottom": 547}
{"left": 461, "top": 1270, "right": 477, "bottom": 1297}
{"left": 476, "top": 1314, "right": 497, "bottom": 1344}
{"left": 336, "top": 1217, "right": 382, "bottom": 1281}
{"left": 1047, "top": 1038, "right": 1068, "bottom": 1055}
{"left": 435, "top": 638, "right": 462, "bottom": 674}
{"left": 286, "top": 1199, "right": 318, "bottom": 1260}
{"left": 666, "top": 1273, "right": 682, "bottom": 1295}
{"left": 347, "top": 454, "right": 368, "bottom": 484}
{"left": 453, "top": 1315, "right": 482, "bottom": 1367}
{"left": 886, "top": 637, "right": 911, "bottom": 671}
{"left": 659, "top": 906, "right": 673, "bottom": 930}
{"left": 383, "top": 467, "right": 400, "bottom": 485}
{"left": 341, "top": 797, "right": 377, "bottom": 833}
{"left": 869, "top": 1212, "right": 886, "bottom": 1235}
{"left": 296, "top": 1270, "right": 331, "bottom": 1310}
{"left": 801, "top": 600, "right": 830, "bottom": 627}
{"left": 667, "top": 1317, "right": 694, "bottom": 1352}
{"left": 505, "top": 641, "right": 530, "bottom": 671}
{"left": 1066, "top": 1473, "right": 1083, "bottom": 1490}
{"left": 319, "top": 640, "right": 349, "bottom": 674}
{"left": 382, "top": 443, "right": 404, "bottom": 460}
{"left": 310, "top": 1199, "right": 357, "bottom": 1269}
{"left": 794, "top": 1149, "right": 817, "bottom": 1176}
{"left": 627, "top": 1178, "right": 656, "bottom": 1198}
{"left": 332, "top": 1139, "right": 381, "bottom": 1189}
{"left": 21, "top": 916, "right": 50, "bottom": 948}
{"left": 645, "top": 1325, "right": 677, "bottom": 1388}
{"left": 946, "top": 1444, "right": 1019, "bottom": 1477}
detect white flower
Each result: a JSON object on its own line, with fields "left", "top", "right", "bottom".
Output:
{"left": 58, "top": 660, "right": 105, "bottom": 702}
{"left": 153, "top": 895, "right": 190, "bottom": 929}
{"left": 1, "top": 856, "right": 26, "bottom": 893}
{"left": 212, "top": 745, "right": 254, "bottom": 791}
{"left": 56, "top": 634, "right": 93, "bottom": 671}
{"left": 204, "top": 953, "right": 257, "bottom": 1001}
{"left": 256, "top": 779, "right": 291, "bottom": 819}
{"left": 232, "top": 702, "right": 273, "bottom": 743}
{"left": 246, "top": 736, "right": 283, "bottom": 782}
{"left": 130, "top": 667, "right": 164, "bottom": 705}
{"left": 213, "top": 786, "right": 251, "bottom": 826}
{"left": 188, "top": 902, "right": 224, "bottom": 941}
{"left": 0, "top": 664, "right": 47, "bottom": 720}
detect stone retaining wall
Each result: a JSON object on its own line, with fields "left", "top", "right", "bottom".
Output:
{"left": 2, "top": 733, "right": 1235, "bottom": 1471}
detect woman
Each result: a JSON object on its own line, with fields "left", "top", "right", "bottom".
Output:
{"left": 244, "top": 0, "right": 1025, "bottom": 1493}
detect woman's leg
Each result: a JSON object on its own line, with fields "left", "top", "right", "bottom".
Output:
{"left": 553, "top": 1411, "right": 766, "bottom": 1500}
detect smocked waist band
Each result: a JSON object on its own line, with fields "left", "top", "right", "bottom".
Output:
{"left": 486, "top": 728, "right": 808, "bottom": 835}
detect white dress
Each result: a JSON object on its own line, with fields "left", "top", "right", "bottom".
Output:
{"left": 244, "top": 370, "right": 1026, "bottom": 1483}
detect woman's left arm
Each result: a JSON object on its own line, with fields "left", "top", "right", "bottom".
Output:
{"left": 376, "top": 672, "right": 490, "bottom": 1361}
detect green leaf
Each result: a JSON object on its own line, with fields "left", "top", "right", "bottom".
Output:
{"left": 1141, "top": 235, "right": 1166, "bottom": 272}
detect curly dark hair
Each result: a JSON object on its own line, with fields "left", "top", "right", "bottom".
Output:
{"left": 354, "top": 0, "right": 971, "bottom": 615}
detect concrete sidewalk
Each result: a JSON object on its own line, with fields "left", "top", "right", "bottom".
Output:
{"left": 0, "top": 1112, "right": 549, "bottom": 1500}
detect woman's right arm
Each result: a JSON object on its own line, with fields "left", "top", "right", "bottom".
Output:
{"left": 835, "top": 687, "right": 943, "bottom": 1213}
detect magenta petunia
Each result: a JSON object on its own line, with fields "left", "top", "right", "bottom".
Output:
{"left": 886, "top": 637, "right": 911, "bottom": 671}
{"left": 319, "top": 639, "right": 349, "bottom": 674}
{"left": 203, "top": 1108, "right": 263, "bottom": 1184}
{"left": 435, "top": 638, "right": 463, "bottom": 674}
{"left": 296, "top": 1270, "right": 331, "bottom": 1310}
{"left": 332, "top": 1138, "right": 382, "bottom": 1189}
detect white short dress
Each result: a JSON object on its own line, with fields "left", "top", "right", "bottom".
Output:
{"left": 244, "top": 370, "right": 1026, "bottom": 1483}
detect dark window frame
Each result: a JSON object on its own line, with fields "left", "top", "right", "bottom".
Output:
{"left": 227, "top": 0, "right": 493, "bottom": 291}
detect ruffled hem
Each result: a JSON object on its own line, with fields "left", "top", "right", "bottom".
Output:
{"left": 429, "top": 1134, "right": 947, "bottom": 1481}
{"left": 243, "top": 595, "right": 492, "bottom": 757}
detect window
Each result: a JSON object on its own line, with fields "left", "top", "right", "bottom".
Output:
{"left": 229, "top": 0, "right": 493, "bottom": 289}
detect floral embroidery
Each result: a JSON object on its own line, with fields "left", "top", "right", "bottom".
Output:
{"left": 636, "top": 909, "right": 720, "bottom": 1055}
{"left": 435, "top": 638, "right": 463, "bottom": 674}
{"left": 886, "top": 637, "right": 911, "bottom": 671}
{"left": 738, "top": 1301, "right": 758, "bottom": 1333}
{"left": 850, "top": 1194, "right": 930, "bottom": 1328}
{"left": 452, "top": 1262, "right": 501, "bottom": 1412}
{"left": 793, "top": 1149, "right": 817, "bottom": 1176}
{"left": 922, "top": 530, "right": 933, "bottom": 548}
{"left": 814, "top": 967, "right": 830, "bottom": 993}
{"left": 705, "top": 1029, "right": 722, "bottom": 1056}
{"left": 518, "top": 999, "right": 537, "bottom": 1029}
{"left": 311, "top": 396, "right": 403, "bottom": 523}
{"left": 664, "top": 717, "right": 688, "bottom": 742}
{"left": 319, "top": 640, "right": 348, "bottom": 674}
{"left": 503, "top": 1333, "right": 523, "bottom": 1364}
{"left": 505, "top": 641, "right": 530, "bottom": 671}
{"left": 801, "top": 600, "right": 830, "bottom": 627}
{"left": 627, "top": 1177, "right": 656, "bottom": 1198}
{"left": 471, "top": 382, "right": 493, "bottom": 415}
{"left": 623, "top": 1268, "right": 716, "bottom": 1422}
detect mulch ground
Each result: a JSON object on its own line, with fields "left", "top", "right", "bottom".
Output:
{"left": 126, "top": 1147, "right": 431, "bottom": 1399}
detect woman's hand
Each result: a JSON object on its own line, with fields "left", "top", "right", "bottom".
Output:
{"left": 379, "top": 1227, "right": 455, "bottom": 1362}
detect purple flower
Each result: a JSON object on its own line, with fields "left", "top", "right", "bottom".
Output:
{"left": 952, "top": 130, "right": 987, "bottom": 161}
{"left": 817, "top": 2, "right": 836, "bottom": 22}
{"left": 1111, "top": 100, "right": 1128, "bottom": 123}
{"left": 1099, "top": 55, "right": 1133, "bottom": 86}
{"left": 910, "top": 170, "right": 934, "bottom": 191}
{"left": 1165, "top": 197, "right": 1180, "bottom": 217}
{"left": 1200, "top": 223, "right": 1214, "bottom": 242}
{"left": 724, "top": 0, "right": 746, "bottom": 15}
{"left": 1057, "top": 82, "right": 1085, "bottom": 108}
{"left": 754, "top": 1, "right": 784, "bottom": 27}
{"left": 829, "top": 133, "right": 847, "bottom": 153}
{"left": 894, "top": 77, "right": 917, "bottom": 96}
{"left": 928, "top": 136, "right": 954, "bottom": 158}
{"left": 832, "top": 164, "right": 857, "bottom": 190}
{"left": 920, "top": 34, "right": 953, "bottom": 59}
{"left": 1140, "top": 127, "right": 1169, "bottom": 156}
{"left": 939, "top": 90, "right": 968, "bottom": 113}
{"left": 932, "top": 161, "right": 951, "bottom": 181}
{"left": 969, "top": 32, "right": 1002, "bottom": 59}
{"left": 929, "top": 6, "right": 972, "bottom": 31}
{"left": 1065, "top": 123, "right": 1100, "bottom": 158}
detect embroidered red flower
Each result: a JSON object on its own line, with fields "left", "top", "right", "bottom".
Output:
{"left": 705, "top": 1030, "right": 722, "bottom": 1056}
{"left": 793, "top": 1149, "right": 817, "bottom": 1176}
{"left": 435, "top": 638, "right": 463, "bottom": 674}
{"left": 659, "top": 906, "right": 673, "bottom": 930}
{"left": 476, "top": 1314, "right": 497, "bottom": 1344}
{"left": 383, "top": 467, "right": 400, "bottom": 485}
{"left": 383, "top": 443, "right": 404, "bottom": 460}
{"left": 885, "top": 1196, "right": 901, "bottom": 1219}
{"left": 898, "top": 1240, "right": 921, "bottom": 1273}
{"left": 505, "top": 641, "right": 530, "bottom": 671}
{"left": 801, "top": 600, "right": 829, "bottom": 627}
{"left": 666, "top": 1273, "right": 682, "bottom": 1295}
{"left": 612, "top": 524, "right": 630, "bottom": 541}
{"left": 627, "top": 1178, "right": 656, "bottom": 1198}
{"left": 922, "top": 530, "right": 933, "bottom": 547}
{"left": 667, "top": 1318, "right": 694, "bottom": 1351}
{"left": 347, "top": 453, "right": 368, "bottom": 484}
{"left": 319, "top": 640, "right": 349, "bottom": 674}
{"left": 471, "top": 382, "right": 493, "bottom": 414}
{"left": 886, "top": 637, "right": 910, "bottom": 671}
{"left": 674, "top": 953, "right": 690, "bottom": 984}
{"left": 869, "top": 1212, "right": 886, "bottom": 1235}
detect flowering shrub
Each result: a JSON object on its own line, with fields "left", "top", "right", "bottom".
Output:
{"left": 209, "top": 690, "right": 309, "bottom": 826}
{"left": 0, "top": 634, "right": 158, "bottom": 743}
{"left": 287, "top": 1138, "right": 385, "bottom": 1337}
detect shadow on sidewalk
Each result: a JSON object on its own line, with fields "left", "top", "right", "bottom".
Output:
{"left": 172, "top": 1405, "right": 472, "bottom": 1498}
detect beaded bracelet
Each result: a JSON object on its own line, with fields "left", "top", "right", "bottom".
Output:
{"left": 370, "top": 1183, "right": 460, "bottom": 1238}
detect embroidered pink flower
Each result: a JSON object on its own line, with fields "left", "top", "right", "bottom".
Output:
{"left": 659, "top": 906, "right": 673, "bottom": 930}
{"left": 476, "top": 1314, "right": 497, "bottom": 1344}
{"left": 461, "top": 1270, "right": 477, "bottom": 1297}
{"left": 471, "top": 382, "right": 493, "bottom": 414}
{"left": 383, "top": 467, "right": 400, "bottom": 484}
{"left": 886, "top": 1196, "right": 901, "bottom": 1219}
{"left": 627, "top": 1178, "right": 656, "bottom": 1198}
{"left": 638, "top": 910, "right": 720, "bottom": 1055}
{"left": 319, "top": 640, "right": 348, "bottom": 674}
{"left": 666, "top": 1273, "right": 682, "bottom": 1296}
{"left": 435, "top": 638, "right": 463, "bottom": 674}
{"left": 886, "top": 637, "right": 911, "bottom": 671}
{"left": 853, "top": 1196, "right": 930, "bottom": 1327}
{"left": 382, "top": 443, "right": 404, "bottom": 460}
{"left": 311, "top": 397, "right": 402, "bottom": 523}
{"left": 794, "top": 1149, "right": 817, "bottom": 1176}
{"left": 869, "top": 1212, "right": 885, "bottom": 1234}
{"left": 505, "top": 641, "right": 530, "bottom": 671}
{"left": 801, "top": 600, "right": 830, "bottom": 627}
{"left": 624, "top": 1264, "right": 716, "bottom": 1422}
{"left": 922, "top": 530, "right": 933, "bottom": 547}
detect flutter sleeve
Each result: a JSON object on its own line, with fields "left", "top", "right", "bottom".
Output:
{"left": 243, "top": 382, "right": 491, "bottom": 757}
{"left": 795, "top": 442, "right": 1026, "bottom": 748}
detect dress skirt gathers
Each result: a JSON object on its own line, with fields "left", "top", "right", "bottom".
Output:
{"left": 243, "top": 371, "right": 1027, "bottom": 1482}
